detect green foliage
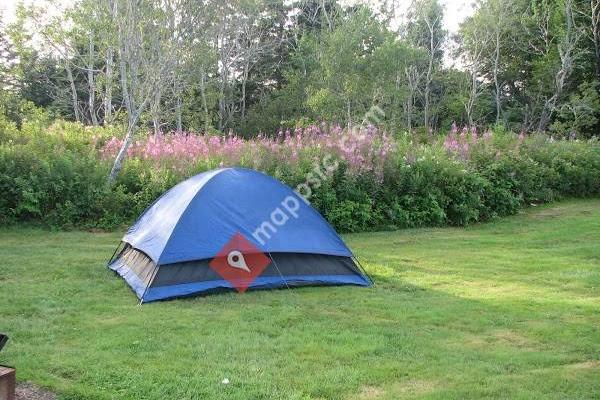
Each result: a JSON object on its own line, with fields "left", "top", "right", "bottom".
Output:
{"left": 550, "top": 82, "right": 600, "bottom": 139}
{"left": 328, "top": 200, "right": 373, "bottom": 233}
{"left": 246, "top": 6, "right": 428, "bottom": 133}
{"left": 0, "top": 120, "right": 599, "bottom": 232}
{"left": 0, "top": 113, "right": 18, "bottom": 144}
{"left": 0, "top": 142, "right": 113, "bottom": 227}
{"left": 0, "top": 119, "right": 130, "bottom": 229}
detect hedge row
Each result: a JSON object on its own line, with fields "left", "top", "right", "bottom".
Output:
{"left": 1, "top": 119, "right": 599, "bottom": 232}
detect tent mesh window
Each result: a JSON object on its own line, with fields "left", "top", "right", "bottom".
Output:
{"left": 148, "top": 253, "right": 363, "bottom": 288}
{"left": 111, "top": 245, "right": 157, "bottom": 288}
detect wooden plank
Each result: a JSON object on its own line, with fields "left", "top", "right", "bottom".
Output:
{"left": 0, "top": 366, "right": 15, "bottom": 400}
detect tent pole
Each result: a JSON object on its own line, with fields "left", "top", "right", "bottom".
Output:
{"left": 106, "top": 241, "right": 124, "bottom": 267}
{"left": 139, "top": 263, "right": 161, "bottom": 305}
{"left": 267, "top": 252, "right": 291, "bottom": 290}
{"left": 352, "top": 255, "right": 374, "bottom": 286}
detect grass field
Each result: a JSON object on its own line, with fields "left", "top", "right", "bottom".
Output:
{"left": 1, "top": 200, "right": 599, "bottom": 399}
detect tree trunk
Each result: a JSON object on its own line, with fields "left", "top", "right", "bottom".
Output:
{"left": 107, "top": 79, "right": 149, "bottom": 183}
{"left": 217, "top": 28, "right": 227, "bottom": 131}
{"left": 151, "top": 89, "right": 162, "bottom": 135}
{"left": 493, "top": 29, "right": 501, "bottom": 125}
{"left": 108, "top": 0, "right": 170, "bottom": 183}
{"left": 218, "top": 98, "right": 225, "bottom": 131}
{"left": 404, "top": 65, "right": 419, "bottom": 132}
{"left": 88, "top": 31, "right": 99, "bottom": 126}
{"left": 104, "top": 46, "right": 113, "bottom": 123}
{"left": 466, "top": 51, "right": 481, "bottom": 127}
{"left": 108, "top": 123, "right": 137, "bottom": 183}
{"left": 109, "top": 34, "right": 138, "bottom": 183}
{"left": 241, "top": 62, "right": 248, "bottom": 120}
{"left": 108, "top": 53, "right": 131, "bottom": 183}
{"left": 423, "top": 17, "right": 438, "bottom": 131}
{"left": 538, "top": 98, "right": 555, "bottom": 132}
{"left": 175, "top": 95, "right": 182, "bottom": 132}
{"left": 65, "top": 60, "right": 81, "bottom": 123}
{"left": 321, "top": 0, "right": 333, "bottom": 31}
{"left": 200, "top": 66, "right": 210, "bottom": 133}
{"left": 592, "top": 0, "right": 600, "bottom": 81}
{"left": 346, "top": 98, "right": 351, "bottom": 129}
{"left": 103, "top": 0, "right": 116, "bottom": 124}
{"left": 405, "top": 98, "right": 412, "bottom": 131}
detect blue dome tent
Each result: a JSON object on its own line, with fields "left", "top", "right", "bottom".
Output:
{"left": 108, "top": 168, "right": 371, "bottom": 302}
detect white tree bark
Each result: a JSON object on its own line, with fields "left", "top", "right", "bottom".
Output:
{"left": 88, "top": 30, "right": 99, "bottom": 126}
{"left": 103, "top": 0, "right": 116, "bottom": 124}
{"left": 104, "top": 46, "right": 114, "bottom": 123}
{"left": 538, "top": 0, "right": 581, "bottom": 132}
{"left": 65, "top": 59, "right": 81, "bottom": 122}
{"left": 404, "top": 64, "right": 421, "bottom": 131}
{"left": 107, "top": 0, "right": 177, "bottom": 183}
{"left": 199, "top": 65, "right": 211, "bottom": 133}
{"left": 591, "top": 0, "right": 600, "bottom": 81}
{"left": 151, "top": 88, "right": 162, "bottom": 135}
{"left": 423, "top": 13, "right": 441, "bottom": 131}
{"left": 492, "top": 28, "right": 501, "bottom": 125}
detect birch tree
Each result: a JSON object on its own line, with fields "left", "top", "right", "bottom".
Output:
{"left": 590, "top": 0, "right": 600, "bottom": 81}
{"left": 459, "top": 19, "right": 489, "bottom": 126}
{"left": 99, "top": 0, "right": 117, "bottom": 124}
{"left": 406, "top": 0, "right": 445, "bottom": 131}
{"left": 404, "top": 64, "right": 422, "bottom": 130}
{"left": 491, "top": 22, "right": 501, "bottom": 124}
{"left": 537, "top": 0, "right": 583, "bottom": 131}
{"left": 107, "top": 0, "right": 177, "bottom": 182}
{"left": 87, "top": 29, "right": 99, "bottom": 125}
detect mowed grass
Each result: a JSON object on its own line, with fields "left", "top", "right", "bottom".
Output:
{"left": 0, "top": 200, "right": 599, "bottom": 399}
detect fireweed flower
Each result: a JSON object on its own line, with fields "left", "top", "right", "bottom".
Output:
{"left": 442, "top": 125, "right": 486, "bottom": 161}
{"left": 100, "top": 125, "right": 395, "bottom": 178}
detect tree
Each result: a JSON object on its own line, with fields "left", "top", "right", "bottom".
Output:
{"left": 536, "top": 0, "right": 584, "bottom": 131}
{"left": 460, "top": 0, "right": 521, "bottom": 126}
{"left": 591, "top": 0, "right": 600, "bottom": 81}
{"left": 405, "top": 0, "right": 446, "bottom": 131}
{"left": 458, "top": 18, "right": 490, "bottom": 126}
{"left": 107, "top": 0, "right": 178, "bottom": 182}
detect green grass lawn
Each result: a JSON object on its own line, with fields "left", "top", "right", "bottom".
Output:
{"left": 1, "top": 200, "right": 599, "bottom": 399}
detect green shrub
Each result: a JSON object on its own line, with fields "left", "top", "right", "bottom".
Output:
{"left": 327, "top": 200, "right": 373, "bottom": 233}
{"left": 0, "top": 119, "right": 130, "bottom": 229}
{"left": 0, "top": 120, "right": 598, "bottom": 232}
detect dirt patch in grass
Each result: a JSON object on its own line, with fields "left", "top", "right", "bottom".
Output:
{"left": 353, "top": 385, "right": 385, "bottom": 399}
{"left": 391, "top": 379, "right": 438, "bottom": 396}
{"left": 15, "top": 383, "right": 56, "bottom": 400}
{"left": 492, "top": 329, "right": 534, "bottom": 347}
{"left": 351, "top": 379, "right": 437, "bottom": 399}
{"left": 462, "top": 329, "right": 537, "bottom": 350}
{"left": 564, "top": 360, "right": 600, "bottom": 370}
{"left": 528, "top": 207, "right": 565, "bottom": 219}
{"left": 528, "top": 204, "right": 596, "bottom": 221}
